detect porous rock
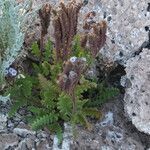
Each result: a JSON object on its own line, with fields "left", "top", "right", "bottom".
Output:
{"left": 16, "top": 139, "right": 28, "bottom": 150}
{"left": 0, "top": 133, "right": 19, "bottom": 149}
{"left": 123, "top": 49, "right": 150, "bottom": 135}
{"left": 36, "top": 140, "right": 51, "bottom": 150}
{"left": 0, "top": 113, "right": 7, "bottom": 132}
{"left": 25, "top": 137, "right": 36, "bottom": 149}
{"left": 13, "top": 127, "right": 36, "bottom": 137}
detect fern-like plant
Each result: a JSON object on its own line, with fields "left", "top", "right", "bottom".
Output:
{"left": 7, "top": 32, "right": 120, "bottom": 146}
{"left": 86, "top": 81, "right": 119, "bottom": 107}
{"left": 7, "top": 31, "right": 120, "bottom": 144}
{"left": 7, "top": 39, "right": 102, "bottom": 142}
{"left": 5, "top": 1, "right": 119, "bottom": 143}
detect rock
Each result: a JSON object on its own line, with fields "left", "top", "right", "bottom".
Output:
{"left": 123, "top": 49, "right": 150, "bottom": 134}
{"left": 12, "top": 113, "right": 22, "bottom": 123}
{"left": 106, "top": 130, "right": 123, "bottom": 143}
{"left": 61, "top": 123, "right": 73, "bottom": 150}
{"left": 37, "top": 130, "right": 49, "bottom": 139}
{"left": 7, "top": 120, "right": 15, "bottom": 129}
{"left": 91, "top": 140, "right": 99, "bottom": 149}
{"left": 101, "top": 145, "right": 113, "bottom": 150}
{"left": 26, "top": 133, "right": 37, "bottom": 140}
{"left": 0, "top": 113, "right": 7, "bottom": 132}
{"left": 36, "top": 140, "right": 52, "bottom": 150}
{"left": 17, "top": 121, "right": 30, "bottom": 129}
{"left": 120, "top": 137, "right": 145, "bottom": 150}
{"left": 97, "top": 0, "right": 150, "bottom": 66}
{"left": 13, "top": 127, "right": 36, "bottom": 137}
{"left": 0, "top": 133, "right": 19, "bottom": 149}
{"left": 53, "top": 123, "right": 72, "bottom": 150}
{"left": 100, "top": 112, "right": 114, "bottom": 127}
{"left": 15, "top": 135, "right": 36, "bottom": 149}
{"left": 0, "top": 95, "right": 10, "bottom": 104}
{"left": 25, "top": 138, "right": 36, "bottom": 149}
{"left": 102, "top": 126, "right": 124, "bottom": 149}
{"left": 16, "top": 139, "right": 28, "bottom": 150}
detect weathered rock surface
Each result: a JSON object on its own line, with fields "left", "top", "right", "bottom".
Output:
{"left": 0, "top": 133, "right": 19, "bottom": 149}
{"left": 72, "top": 95, "right": 149, "bottom": 149}
{"left": 123, "top": 49, "right": 150, "bottom": 135}
{"left": 36, "top": 139, "right": 52, "bottom": 150}
{"left": 97, "top": 0, "right": 150, "bottom": 65}
{"left": 13, "top": 127, "right": 36, "bottom": 137}
{"left": 0, "top": 113, "right": 7, "bottom": 132}
{"left": 16, "top": 139, "right": 28, "bottom": 150}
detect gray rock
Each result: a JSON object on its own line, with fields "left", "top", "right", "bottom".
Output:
{"left": 52, "top": 123, "right": 72, "bottom": 150}
{"left": 7, "top": 120, "right": 15, "bottom": 130}
{"left": 106, "top": 130, "right": 123, "bottom": 143}
{"left": 101, "top": 146, "right": 113, "bottom": 150}
{"left": 12, "top": 114, "right": 22, "bottom": 123}
{"left": 0, "top": 95, "right": 10, "bottom": 104}
{"left": 13, "top": 127, "right": 36, "bottom": 137}
{"left": 26, "top": 133, "right": 37, "bottom": 140}
{"left": 36, "top": 140, "right": 52, "bottom": 150}
{"left": 26, "top": 138, "right": 36, "bottom": 149}
{"left": 16, "top": 139, "right": 28, "bottom": 150}
{"left": 119, "top": 137, "right": 144, "bottom": 150}
{"left": 37, "top": 130, "right": 49, "bottom": 139}
{"left": 0, "top": 113, "right": 7, "bottom": 132}
{"left": 100, "top": 112, "right": 114, "bottom": 127}
{"left": 0, "top": 133, "right": 19, "bottom": 150}
{"left": 124, "top": 49, "right": 150, "bottom": 135}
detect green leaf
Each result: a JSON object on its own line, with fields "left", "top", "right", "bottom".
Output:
{"left": 71, "top": 35, "right": 93, "bottom": 64}
{"left": 86, "top": 82, "right": 119, "bottom": 107}
{"left": 21, "top": 77, "right": 33, "bottom": 97}
{"left": 41, "top": 61, "right": 51, "bottom": 76}
{"left": 42, "top": 90, "right": 57, "bottom": 110}
{"left": 57, "top": 93, "right": 72, "bottom": 120}
{"left": 28, "top": 106, "right": 45, "bottom": 116}
{"left": 82, "top": 108, "right": 101, "bottom": 119}
{"left": 48, "top": 123, "right": 63, "bottom": 144}
{"left": 44, "top": 39, "right": 53, "bottom": 61}
{"left": 31, "top": 42, "right": 40, "bottom": 57}
{"left": 38, "top": 74, "right": 49, "bottom": 89}
{"left": 8, "top": 101, "right": 25, "bottom": 117}
{"left": 32, "top": 114, "right": 58, "bottom": 130}
{"left": 75, "top": 76, "right": 97, "bottom": 99}
{"left": 72, "top": 35, "right": 81, "bottom": 56}
{"left": 50, "top": 63, "right": 62, "bottom": 81}
{"left": 72, "top": 113, "right": 92, "bottom": 130}
{"left": 77, "top": 99, "right": 89, "bottom": 111}
{"left": 32, "top": 63, "right": 41, "bottom": 74}
{"left": 56, "top": 125, "right": 63, "bottom": 144}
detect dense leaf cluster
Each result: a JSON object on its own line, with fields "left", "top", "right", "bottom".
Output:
{"left": 8, "top": 40, "right": 103, "bottom": 142}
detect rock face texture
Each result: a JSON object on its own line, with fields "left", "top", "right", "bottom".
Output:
{"left": 99, "top": 0, "right": 150, "bottom": 65}
{"left": 123, "top": 49, "right": 150, "bottom": 135}
{"left": 72, "top": 97, "right": 147, "bottom": 150}
{"left": 0, "top": 133, "right": 19, "bottom": 150}
{"left": 0, "top": 113, "right": 7, "bottom": 132}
